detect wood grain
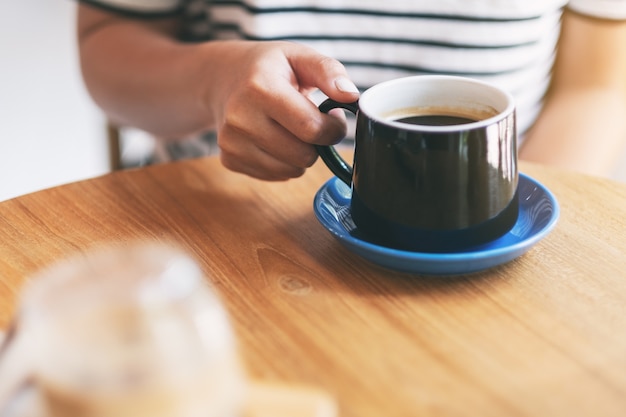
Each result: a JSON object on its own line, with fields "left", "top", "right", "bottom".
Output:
{"left": 1, "top": 155, "right": 626, "bottom": 417}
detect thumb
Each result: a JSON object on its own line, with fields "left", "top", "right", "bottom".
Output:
{"left": 287, "top": 46, "right": 360, "bottom": 103}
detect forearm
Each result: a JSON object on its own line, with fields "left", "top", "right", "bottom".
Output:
{"left": 78, "top": 7, "right": 216, "bottom": 138}
{"left": 520, "top": 88, "right": 626, "bottom": 176}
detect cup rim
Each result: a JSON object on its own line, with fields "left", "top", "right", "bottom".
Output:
{"left": 358, "top": 75, "right": 516, "bottom": 133}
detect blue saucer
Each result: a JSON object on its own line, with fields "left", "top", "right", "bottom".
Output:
{"left": 313, "top": 173, "right": 559, "bottom": 275}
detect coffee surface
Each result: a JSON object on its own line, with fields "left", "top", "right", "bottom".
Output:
{"left": 395, "top": 114, "right": 477, "bottom": 126}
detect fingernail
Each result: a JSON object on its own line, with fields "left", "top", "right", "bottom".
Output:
{"left": 335, "top": 77, "right": 359, "bottom": 94}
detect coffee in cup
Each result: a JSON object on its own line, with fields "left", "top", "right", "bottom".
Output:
{"left": 316, "top": 75, "right": 518, "bottom": 252}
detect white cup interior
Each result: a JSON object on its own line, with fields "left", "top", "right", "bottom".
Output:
{"left": 358, "top": 75, "right": 515, "bottom": 132}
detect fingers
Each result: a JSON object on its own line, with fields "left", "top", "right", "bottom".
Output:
{"left": 218, "top": 123, "right": 315, "bottom": 181}
{"left": 287, "top": 46, "right": 360, "bottom": 103}
{"left": 252, "top": 45, "right": 355, "bottom": 148}
{"left": 261, "top": 77, "right": 349, "bottom": 148}
{"left": 214, "top": 42, "right": 359, "bottom": 181}
{"left": 218, "top": 93, "right": 320, "bottom": 181}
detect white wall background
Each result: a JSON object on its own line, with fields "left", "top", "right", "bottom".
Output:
{"left": 0, "top": 0, "right": 109, "bottom": 202}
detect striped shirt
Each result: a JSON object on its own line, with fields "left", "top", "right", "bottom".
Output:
{"left": 82, "top": 0, "right": 626, "bottom": 162}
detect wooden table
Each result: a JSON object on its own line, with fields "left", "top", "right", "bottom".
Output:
{"left": 1, "top": 155, "right": 626, "bottom": 417}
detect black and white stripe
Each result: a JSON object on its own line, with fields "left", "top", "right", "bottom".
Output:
{"left": 182, "top": 0, "right": 567, "bottom": 136}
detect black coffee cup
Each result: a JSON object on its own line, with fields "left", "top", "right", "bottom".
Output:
{"left": 316, "top": 75, "right": 518, "bottom": 253}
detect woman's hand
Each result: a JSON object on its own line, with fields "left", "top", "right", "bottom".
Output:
{"left": 200, "top": 41, "right": 360, "bottom": 180}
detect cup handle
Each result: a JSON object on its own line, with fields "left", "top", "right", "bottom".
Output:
{"left": 314, "top": 99, "right": 359, "bottom": 186}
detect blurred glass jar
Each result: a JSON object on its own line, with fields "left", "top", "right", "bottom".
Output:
{"left": 16, "top": 242, "right": 247, "bottom": 417}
